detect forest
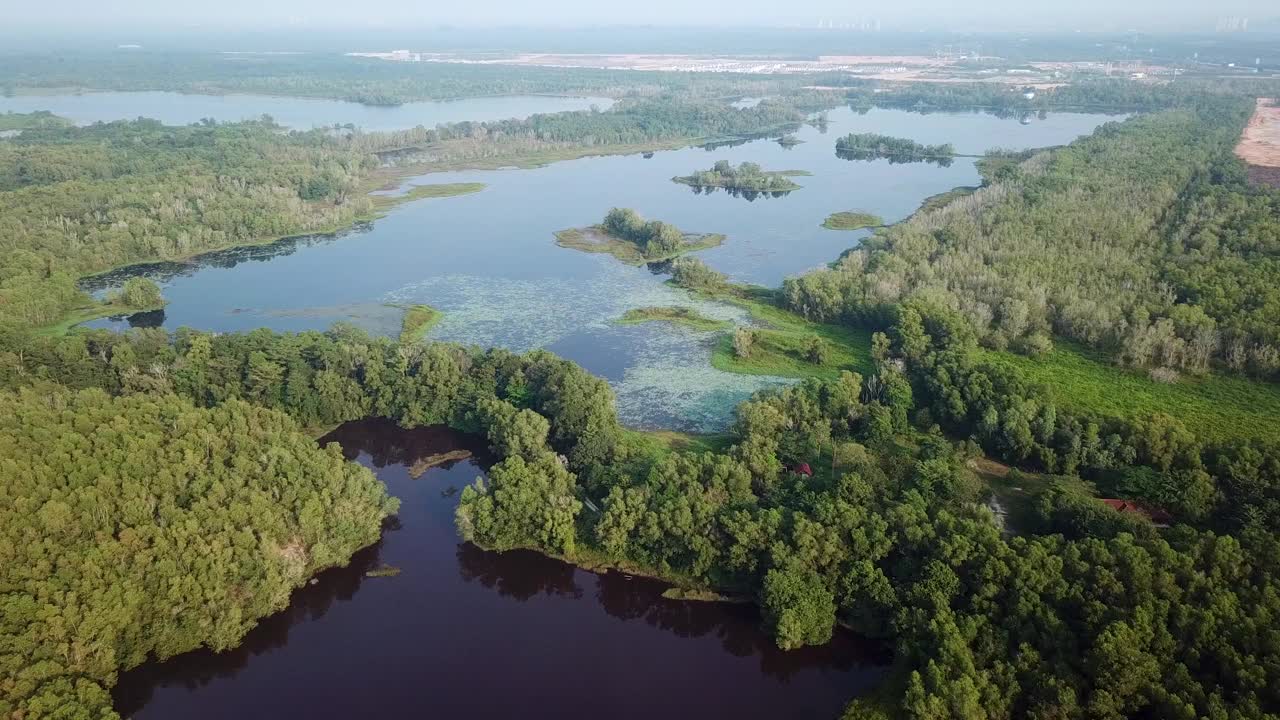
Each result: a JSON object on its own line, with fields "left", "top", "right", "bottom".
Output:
{"left": 0, "top": 51, "right": 814, "bottom": 106}
{"left": 0, "top": 384, "right": 397, "bottom": 717}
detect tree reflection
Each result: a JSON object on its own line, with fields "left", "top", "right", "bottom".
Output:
{"left": 112, "top": 540, "right": 385, "bottom": 715}
{"left": 834, "top": 147, "right": 955, "bottom": 167}
{"left": 685, "top": 185, "right": 794, "bottom": 201}
{"left": 456, "top": 543, "right": 583, "bottom": 601}
{"left": 321, "top": 418, "right": 490, "bottom": 471}
{"left": 79, "top": 222, "right": 374, "bottom": 294}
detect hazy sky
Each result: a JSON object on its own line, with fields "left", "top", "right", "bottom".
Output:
{"left": 11, "top": 0, "right": 1277, "bottom": 31}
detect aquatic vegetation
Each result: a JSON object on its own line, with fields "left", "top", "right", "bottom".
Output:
{"left": 617, "top": 306, "right": 732, "bottom": 332}
{"left": 380, "top": 262, "right": 783, "bottom": 432}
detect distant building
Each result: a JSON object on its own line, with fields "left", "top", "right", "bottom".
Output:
{"left": 1100, "top": 498, "right": 1173, "bottom": 526}
{"left": 1023, "top": 91, "right": 1037, "bottom": 100}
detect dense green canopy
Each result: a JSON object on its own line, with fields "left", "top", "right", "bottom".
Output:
{"left": 0, "top": 386, "right": 397, "bottom": 717}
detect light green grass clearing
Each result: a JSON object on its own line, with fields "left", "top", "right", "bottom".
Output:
{"left": 822, "top": 211, "right": 884, "bottom": 231}
{"left": 978, "top": 341, "right": 1280, "bottom": 442}
{"left": 39, "top": 299, "right": 164, "bottom": 338}
{"left": 680, "top": 285, "right": 875, "bottom": 381}
{"left": 622, "top": 428, "right": 734, "bottom": 464}
{"left": 617, "top": 306, "right": 732, "bottom": 332}
{"left": 372, "top": 182, "right": 485, "bottom": 208}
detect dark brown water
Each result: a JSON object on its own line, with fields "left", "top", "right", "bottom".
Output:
{"left": 113, "top": 419, "right": 889, "bottom": 719}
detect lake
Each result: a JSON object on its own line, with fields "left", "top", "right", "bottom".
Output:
{"left": 0, "top": 91, "right": 613, "bottom": 130}
{"left": 112, "top": 419, "right": 891, "bottom": 719}
{"left": 83, "top": 105, "right": 1123, "bottom": 431}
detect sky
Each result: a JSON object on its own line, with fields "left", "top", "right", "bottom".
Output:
{"left": 8, "top": 0, "right": 1278, "bottom": 32}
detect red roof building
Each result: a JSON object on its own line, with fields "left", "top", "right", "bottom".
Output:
{"left": 1100, "top": 498, "right": 1173, "bottom": 526}
{"left": 793, "top": 463, "right": 813, "bottom": 477}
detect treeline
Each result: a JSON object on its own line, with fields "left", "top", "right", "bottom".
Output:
{"left": 0, "top": 385, "right": 396, "bottom": 718}
{"left": 840, "top": 76, "right": 1280, "bottom": 115}
{"left": 0, "top": 51, "right": 813, "bottom": 105}
{"left": 834, "top": 133, "right": 956, "bottom": 166}
{"left": 785, "top": 100, "right": 1280, "bottom": 379}
{"left": 352, "top": 95, "right": 820, "bottom": 165}
{"left": 673, "top": 160, "right": 801, "bottom": 192}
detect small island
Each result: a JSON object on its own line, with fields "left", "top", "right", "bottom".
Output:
{"left": 776, "top": 134, "right": 804, "bottom": 148}
{"left": 555, "top": 208, "right": 725, "bottom": 265}
{"left": 617, "top": 306, "right": 731, "bottom": 332}
{"left": 835, "top": 133, "right": 956, "bottom": 166}
{"left": 821, "top": 211, "right": 884, "bottom": 231}
{"left": 672, "top": 160, "right": 807, "bottom": 198}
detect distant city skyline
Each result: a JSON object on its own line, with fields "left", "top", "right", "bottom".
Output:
{"left": 6, "top": 0, "right": 1279, "bottom": 33}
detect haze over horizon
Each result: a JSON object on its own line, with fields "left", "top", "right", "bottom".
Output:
{"left": 7, "top": 0, "right": 1280, "bottom": 34}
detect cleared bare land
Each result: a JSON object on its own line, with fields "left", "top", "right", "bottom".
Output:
{"left": 1236, "top": 98, "right": 1280, "bottom": 188}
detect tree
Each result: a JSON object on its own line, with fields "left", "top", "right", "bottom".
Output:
{"left": 760, "top": 565, "right": 836, "bottom": 650}
{"left": 117, "top": 277, "right": 165, "bottom": 309}
{"left": 456, "top": 453, "right": 582, "bottom": 556}
{"left": 805, "top": 336, "right": 830, "bottom": 364}
{"left": 733, "top": 327, "right": 756, "bottom": 359}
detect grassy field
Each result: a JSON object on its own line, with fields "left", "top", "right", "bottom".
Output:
{"left": 979, "top": 341, "right": 1280, "bottom": 442}
{"left": 616, "top": 306, "right": 731, "bottom": 332}
{"left": 623, "top": 428, "right": 733, "bottom": 461}
{"left": 554, "top": 226, "right": 725, "bottom": 266}
{"left": 396, "top": 304, "right": 444, "bottom": 343}
{"left": 821, "top": 211, "right": 884, "bottom": 231}
{"left": 684, "top": 285, "right": 875, "bottom": 381}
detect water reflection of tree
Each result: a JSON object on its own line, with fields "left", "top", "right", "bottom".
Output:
{"left": 79, "top": 222, "right": 374, "bottom": 294}
{"left": 321, "top": 418, "right": 490, "bottom": 471}
{"left": 834, "top": 148, "right": 955, "bottom": 168}
{"left": 685, "top": 185, "right": 794, "bottom": 202}
{"left": 113, "top": 539, "right": 386, "bottom": 715}
{"left": 455, "top": 538, "right": 889, "bottom": 682}
{"left": 592, "top": 572, "right": 885, "bottom": 681}
{"left": 456, "top": 543, "right": 583, "bottom": 601}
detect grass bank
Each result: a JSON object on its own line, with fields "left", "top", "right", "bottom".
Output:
{"left": 395, "top": 304, "right": 444, "bottom": 343}
{"left": 616, "top": 306, "right": 731, "bottom": 332}
{"left": 822, "top": 211, "right": 884, "bottom": 231}
{"left": 681, "top": 284, "right": 875, "bottom": 381}
{"left": 978, "top": 341, "right": 1280, "bottom": 442}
